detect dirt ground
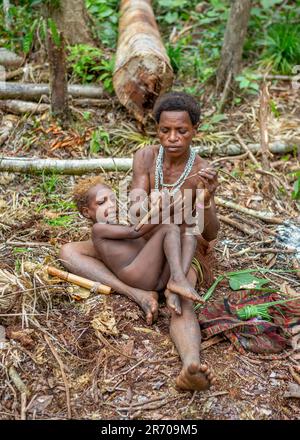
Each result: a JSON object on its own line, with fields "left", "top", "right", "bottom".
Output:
{"left": 0, "top": 167, "right": 299, "bottom": 420}
{"left": 1, "top": 82, "right": 300, "bottom": 420}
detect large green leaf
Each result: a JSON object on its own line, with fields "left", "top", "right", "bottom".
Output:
{"left": 228, "top": 273, "right": 270, "bottom": 290}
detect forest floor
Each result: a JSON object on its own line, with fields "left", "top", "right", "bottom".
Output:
{"left": 0, "top": 80, "right": 300, "bottom": 420}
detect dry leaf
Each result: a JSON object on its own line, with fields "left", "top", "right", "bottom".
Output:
{"left": 91, "top": 299, "right": 118, "bottom": 336}
{"left": 280, "top": 282, "right": 297, "bottom": 296}
{"left": 6, "top": 326, "right": 35, "bottom": 349}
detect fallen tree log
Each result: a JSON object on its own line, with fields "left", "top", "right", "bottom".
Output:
{"left": 195, "top": 141, "right": 298, "bottom": 156}
{"left": 0, "top": 48, "right": 23, "bottom": 68}
{"left": 0, "top": 141, "right": 298, "bottom": 175}
{"left": 0, "top": 157, "right": 133, "bottom": 175}
{"left": 0, "top": 100, "right": 49, "bottom": 115}
{"left": 113, "top": 0, "right": 174, "bottom": 123}
{"left": 0, "top": 82, "right": 103, "bottom": 101}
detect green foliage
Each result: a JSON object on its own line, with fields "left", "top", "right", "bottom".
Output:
{"left": 260, "top": 23, "right": 300, "bottom": 74}
{"left": 68, "top": 45, "right": 103, "bottom": 82}
{"left": 166, "top": 42, "right": 183, "bottom": 73}
{"left": 68, "top": 45, "right": 114, "bottom": 92}
{"left": 23, "top": 18, "right": 38, "bottom": 54}
{"left": 45, "top": 215, "right": 76, "bottom": 227}
{"left": 235, "top": 70, "right": 260, "bottom": 95}
{"left": 200, "top": 113, "right": 227, "bottom": 132}
{"left": 47, "top": 18, "right": 61, "bottom": 47}
{"left": 90, "top": 127, "right": 111, "bottom": 156}
{"left": 290, "top": 171, "right": 300, "bottom": 200}
{"left": 86, "top": 0, "right": 119, "bottom": 48}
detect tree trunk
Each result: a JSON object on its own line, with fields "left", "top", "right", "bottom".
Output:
{"left": 113, "top": 0, "right": 174, "bottom": 123}
{"left": 0, "top": 82, "right": 103, "bottom": 101}
{"left": 47, "top": 30, "right": 69, "bottom": 122}
{"left": 216, "top": 0, "right": 251, "bottom": 94}
{"left": 50, "top": 0, "right": 94, "bottom": 46}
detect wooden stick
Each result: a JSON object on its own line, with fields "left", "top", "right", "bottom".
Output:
{"left": 134, "top": 196, "right": 161, "bottom": 232}
{"left": 215, "top": 196, "right": 283, "bottom": 224}
{"left": 47, "top": 266, "right": 111, "bottom": 295}
{"left": 44, "top": 335, "right": 71, "bottom": 419}
{"left": 289, "top": 366, "right": 300, "bottom": 386}
{"left": 235, "top": 133, "right": 259, "bottom": 166}
{"left": 259, "top": 81, "right": 271, "bottom": 169}
{"left": 218, "top": 214, "right": 253, "bottom": 235}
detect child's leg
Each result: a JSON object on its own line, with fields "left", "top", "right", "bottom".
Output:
{"left": 119, "top": 224, "right": 202, "bottom": 302}
{"left": 59, "top": 240, "right": 159, "bottom": 325}
{"left": 166, "top": 234, "right": 198, "bottom": 314}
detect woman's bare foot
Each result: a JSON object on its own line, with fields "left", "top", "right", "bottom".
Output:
{"left": 130, "top": 289, "right": 159, "bottom": 325}
{"left": 167, "top": 279, "right": 203, "bottom": 303}
{"left": 164, "top": 288, "right": 182, "bottom": 315}
{"left": 176, "top": 363, "right": 216, "bottom": 391}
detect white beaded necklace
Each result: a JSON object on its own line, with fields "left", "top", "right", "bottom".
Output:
{"left": 154, "top": 145, "right": 196, "bottom": 195}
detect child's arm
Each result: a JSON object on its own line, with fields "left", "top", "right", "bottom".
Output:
{"left": 92, "top": 221, "right": 158, "bottom": 241}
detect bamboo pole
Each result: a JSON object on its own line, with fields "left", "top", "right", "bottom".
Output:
{"left": 47, "top": 266, "right": 111, "bottom": 295}
{"left": 113, "top": 0, "right": 174, "bottom": 122}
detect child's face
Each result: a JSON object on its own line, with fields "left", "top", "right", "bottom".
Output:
{"left": 83, "top": 184, "right": 117, "bottom": 224}
{"left": 157, "top": 111, "right": 197, "bottom": 157}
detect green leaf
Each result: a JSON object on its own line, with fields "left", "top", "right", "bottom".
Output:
{"left": 228, "top": 273, "right": 270, "bottom": 290}
{"left": 261, "top": 0, "right": 283, "bottom": 8}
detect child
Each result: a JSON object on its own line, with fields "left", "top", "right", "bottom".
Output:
{"left": 73, "top": 176, "right": 203, "bottom": 303}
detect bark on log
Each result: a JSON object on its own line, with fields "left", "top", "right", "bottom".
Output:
{"left": 0, "top": 100, "right": 49, "bottom": 115}
{"left": 0, "top": 82, "right": 103, "bottom": 101}
{"left": 113, "top": 0, "right": 174, "bottom": 123}
{"left": 0, "top": 48, "right": 23, "bottom": 68}
{"left": 0, "top": 141, "right": 297, "bottom": 175}
{"left": 47, "top": 31, "right": 69, "bottom": 121}
{"left": 216, "top": 0, "right": 251, "bottom": 93}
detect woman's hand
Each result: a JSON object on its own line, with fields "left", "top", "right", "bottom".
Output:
{"left": 197, "top": 167, "right": 218, "bottom": 203}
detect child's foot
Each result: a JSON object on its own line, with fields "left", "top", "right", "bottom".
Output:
{"left": 164, "top": 289, "right": 182, "bottom": 315}
{"left": 131, "top": 289, "right": 159, "bottom": 325}
{"left": 176, "top": 363, "right": 216, "bottom": 391}
{"left": 167, "top": 279, "right": 203, "bottom": 303}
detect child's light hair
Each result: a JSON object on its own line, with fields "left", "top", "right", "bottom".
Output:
{"left": 73, "top": 176, "right": 106, "bottom": 214}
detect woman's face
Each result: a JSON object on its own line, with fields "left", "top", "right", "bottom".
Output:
{"left": 83, "top": 184, "right": 117, "bottom": 224}
{"left": 157, "top": 110, "right": 197, "bottom": 157}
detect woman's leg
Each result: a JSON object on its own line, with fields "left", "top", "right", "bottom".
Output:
{"left": 170, "top": 268, "right": 217, "bottom": 391}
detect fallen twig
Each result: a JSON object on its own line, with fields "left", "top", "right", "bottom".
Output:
{"left": 219, "top": 214, "right": 253, "bottom": 235}
{"left": 215, "top": 196, "right": 283, "bottom": 224}
{"left": 44, "top": 334, "right": 72, "bottom": 419}
{"left": 235, "top": 133, "right": 259, "bottom": 166}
